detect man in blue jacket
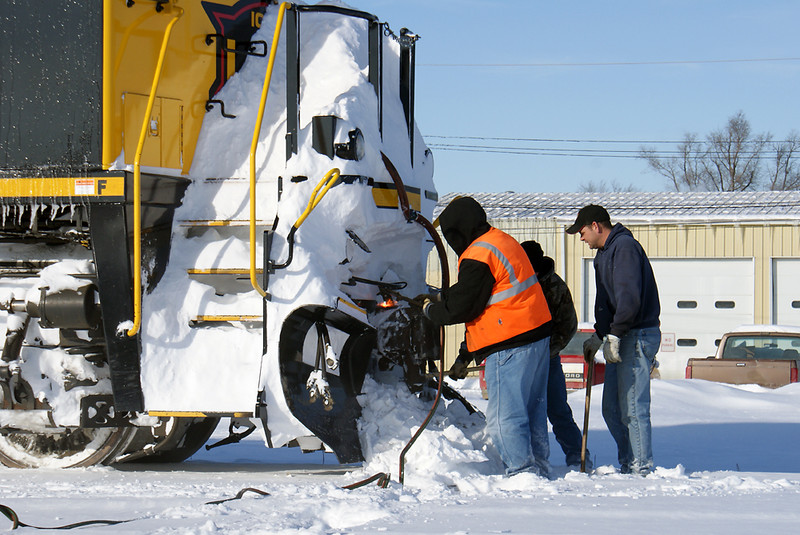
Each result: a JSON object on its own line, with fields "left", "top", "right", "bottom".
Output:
{"left": 566, "top": 205, "right": 661, "bottom": 475}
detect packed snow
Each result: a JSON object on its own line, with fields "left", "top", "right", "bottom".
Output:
{"left": 129, "top": 1, "right": 436, "bottom": 446}
{"left": 3, "top": 377, "right": 800, "bottom": 533}
{"left": 3, "top": 2, "right": 800, "bottom": 533}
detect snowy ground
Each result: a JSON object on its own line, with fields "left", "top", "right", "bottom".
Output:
{"left": 3, "top": 378, "right": 800, "bottom": 534}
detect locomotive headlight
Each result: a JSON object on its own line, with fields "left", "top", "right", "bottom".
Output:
{"left": 335, "top": 128, "right": 365, "bottom": 161}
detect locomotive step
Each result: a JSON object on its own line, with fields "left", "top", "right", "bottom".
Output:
{"left": 189, "top": 314, "right": 263, "bottom": 325}
{"left": 187, "top": 268, "right": 263, "bottom": 295}
{"left": 178, "top": 219, "right": 270, "bottom": 227}
{"left": 179, "top": 218, "right": 274, "bottom": 239}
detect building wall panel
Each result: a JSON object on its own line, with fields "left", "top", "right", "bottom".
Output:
{"left": 427, "top": 213, "right": 800, "bottom": 373}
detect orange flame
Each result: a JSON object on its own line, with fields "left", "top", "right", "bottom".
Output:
{"left": 377, "top": 298, "right": 397, "bottom": 308}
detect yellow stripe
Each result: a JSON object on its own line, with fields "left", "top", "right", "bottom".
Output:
{"left": 407, "top": 190, "right": 422, "bottom": 211}
{"left": 226, "top": 40, "right": 236, "bottom": 79}
{"left": 371, "top": 185, "right": 422, "bottom": 210}
{"left": 191, "top": 315, "right": 262, "bottom": 322}
{"left": 187, "top": 268, "right": 262, "bottom": 275}
{"left": 372, "top": 187, "right": 398, "bottom": 208}
{"left": 337, "top": 297, "right": 366, "bottom": 314}
{"left": 149, "top": 411, "right": 209, "bottom": 417}
{"left": 149, "top": 411, "right": 253, "bottom": 418}
{"left": 179, "top": 219, "right": 268, "bottom": 227}
{"left": 0, "top": 177, "right": 125, "bottom": 198}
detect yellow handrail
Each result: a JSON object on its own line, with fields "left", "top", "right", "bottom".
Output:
{"left": 249, "top": 2, "right": 291, "bottom": 297}
{"left": 127, "top": 6, "right": 184, "bottom": 337}
{"left": 102, "top": 0, "right": 112, "bottom": 168}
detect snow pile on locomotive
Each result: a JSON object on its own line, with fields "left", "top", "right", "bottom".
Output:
{"left": 0, "top": 1, "right": 445, "bottom": 468}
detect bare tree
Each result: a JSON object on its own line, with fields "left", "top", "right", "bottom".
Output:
{"left": 640, "top": 133, "right": 704, "bottom": 191}
{"left": 638, "top": 111, "right": 796, "bottom": 191}
{"left": 702, "top": 112, "right": 767, "bottom": 191}
{"left": 766, "top": 131, "right": 800, "bottom": 191}
{"left": 578, "top": 179, "right": 639, "bottom": 193}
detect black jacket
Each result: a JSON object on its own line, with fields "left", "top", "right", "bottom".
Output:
{"left": 426, "top": 197, "right": 551, "bottom": 361}
{"left": 593, "top": 223, "right": 661, "bottom": 338}
{"left": 531, "top": 255, "right": 578, "bottom": 359}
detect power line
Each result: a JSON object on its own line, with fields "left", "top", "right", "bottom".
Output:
{"left": 426, "top": 135, "right": 681, "bottom": 144}
{"left": 427, "top": 143, "right": 782, "bottom": 160}
{"left": 430, "top": 143, "right": 664, "bottom": 155}
{"left": 419, "top": 57, "right": 800, "bottom": 68}
{"left": 425, "top": 135, "right": 792, "bottom": 145}
{"left": 429, "top": 146, "right": 643, "bottom": 158}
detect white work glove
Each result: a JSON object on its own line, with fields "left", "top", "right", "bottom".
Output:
{"left": 422, "top": 298, "right": 433, "bottom": 318}
{"left": 583, "top": 333, "right": 602, "bottom": 363}
{"left": 602, "top": 334, "right": 622, "bottom": 363}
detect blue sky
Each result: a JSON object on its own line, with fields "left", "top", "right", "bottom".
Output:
{"left": 368, "top": 0, "right": 800, "bottom": 195}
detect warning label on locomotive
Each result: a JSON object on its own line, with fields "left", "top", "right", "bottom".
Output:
{"left": 74, "top": 178, "right": 95, "bottom": 195}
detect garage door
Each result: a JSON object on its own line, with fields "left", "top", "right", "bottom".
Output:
{"left": 773, "top": 258, "right": 800, "bottom": 325}
{"left": 584, "top": 258, "right": 755, "bottom": 380}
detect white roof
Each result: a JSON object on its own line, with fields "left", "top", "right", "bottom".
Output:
{"left": 728, "top": 324, "right": 800, "bottom": 335}
{"left": 435, "top": 191, "right": 800, "bottom": 225}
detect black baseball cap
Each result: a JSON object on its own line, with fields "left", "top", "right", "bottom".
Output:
{"left": 566, "top": 204, "right": 610, "bottom": 234}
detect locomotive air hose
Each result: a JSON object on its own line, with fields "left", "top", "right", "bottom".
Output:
{"left": 380, "top": 151, "right": 451, "bottom": 486}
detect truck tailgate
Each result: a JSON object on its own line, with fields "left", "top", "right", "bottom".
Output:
{"left": 686, "top": 358, "right": 797, "bottom": 388}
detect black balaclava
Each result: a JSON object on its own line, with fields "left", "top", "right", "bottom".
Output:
{"left": 521, "top": 240, "right": 544, "bottom": 272}
{"left": 438, "top": 196, "right": 491, "bottom": 256}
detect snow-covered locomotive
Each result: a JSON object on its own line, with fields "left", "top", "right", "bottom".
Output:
{"left": 0, "top": 0, "right": 441, "bottom": 467}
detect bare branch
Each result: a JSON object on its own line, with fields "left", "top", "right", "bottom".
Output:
{"left": 637, "top": 111, "right": 788, "bottom": 192}
{"left": 767, "top": 131, "right": 800, "bottom": 191}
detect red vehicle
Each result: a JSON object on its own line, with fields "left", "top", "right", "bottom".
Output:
{"left": 479, "top": 328, "right": 605, "bottom": 398}
{"left": 557, "top": 328, "right": 606, "bottom": 390}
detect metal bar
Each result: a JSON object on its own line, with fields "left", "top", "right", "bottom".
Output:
{"left": 294, "top": 4, "right": 378, "bottom": 22}
{"left": 369, "top": 21, "right": 383, "bottom": 138}
{"left": 399, "top": 30, "right": 416, "bottom": 165}
{"left": 285, "top": 5, "right": 299, "bottom": 160}
{"left": 89, "top": 203, "right": 144, "bottom": 412}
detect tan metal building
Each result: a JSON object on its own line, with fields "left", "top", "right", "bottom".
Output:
{"left": 427, "top": 191, "right": 800, "bottom": 380}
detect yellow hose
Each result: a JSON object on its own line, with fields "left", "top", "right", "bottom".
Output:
{"left": 293, "top": 168, "right": 341, "bottom": 229}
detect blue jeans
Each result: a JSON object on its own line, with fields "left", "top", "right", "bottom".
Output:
{"left": 601, "top": 327, "right": 661, "bottom": 474}
{"left": 547, "top": 356, "right": 585, "bottom": 466}
{"left": 484, "top": 337, "right": 551, "bottom": 477}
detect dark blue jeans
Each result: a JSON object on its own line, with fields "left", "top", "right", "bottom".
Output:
{"left": 547, "top": 356, "right": 585, "bottom": 466}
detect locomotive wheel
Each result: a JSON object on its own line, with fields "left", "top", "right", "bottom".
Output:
{"left": 0, "top": 426, "right": 136, "bottom": 469}
{"left": 118, "top": 417, "right": 220, "bottom": 464}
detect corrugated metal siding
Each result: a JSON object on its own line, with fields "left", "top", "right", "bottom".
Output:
{"left": 565, "top": 222, "right": 800, "bottom": 327}
{"left": 428, "top": 215, "right": 800, "bottom": 369}
{"left": 427, "top": 192, "right": 800, "bottom": 374}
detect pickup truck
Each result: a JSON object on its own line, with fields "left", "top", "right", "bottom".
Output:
{"left": 685, "top": 325, "right": 800, "bottom": 388}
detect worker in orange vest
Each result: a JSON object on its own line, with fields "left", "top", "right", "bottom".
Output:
{"left": 423, "top": 196, "right": 553, "bottom": 477}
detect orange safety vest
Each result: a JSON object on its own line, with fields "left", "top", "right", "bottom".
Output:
{"left": 460, "top": 227, "right": 551, "bottom": 352}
